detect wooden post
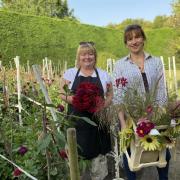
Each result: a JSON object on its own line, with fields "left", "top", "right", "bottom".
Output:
{"left": 9, "top": 61, "right": 13, "bottom": 69}
{"left": 64, "top": 60, "right": 67, "bottom": 71}
{"left": 160, "top": 56, "right": 167, "bottom": 91}
{"left": 32, "top": 65, "right": 59, "bottom": 131}
{"left": 42, "top": 58, "right": 45, "bottom": 77}
{"left": 14, "top": 56, "right": 22, "bottom": 126}
{"left": 2, "top": 68, "right": 9, "bottom": 109}
{"left": 113, "top": 59, "right": 115, "bottom": 70}
{"left": 172, "top": 56, "right": 178, "bottom": 97}
{"left": 67, "top": 128, "right": 80, "bottom": 180}
{"left": 106, "top": 58, "right": 111, "bottom": 74}
{"left": 27, "top": 60, "right": 30, "bottom": 74}
{"left": 45, "top": 57, "right": 49, "bottom": 80}
{"left": 49, "top": 60, "right": 53, "bottom": 79}
{"left": 112, "top": 126, "right": 124, "bottom": 180}
{"left": 114, "top": 135, "right": 120, "bottom": 178}
{"left": 168, "top": 57, "right": 172, "bottom": 90}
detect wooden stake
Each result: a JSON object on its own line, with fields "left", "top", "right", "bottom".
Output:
{"left": 14, "top": 56, "right": 22, "bottom": 126}
{"left": 32, "top": 65, "right": 60, "bottom": 131}
{"left": 67, "top": 128, "right": 80, "bottom": 180}
{"left": 172, "top": 56, "right": 178, "bottom": 97}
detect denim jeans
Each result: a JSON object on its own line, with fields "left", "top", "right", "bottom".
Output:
{"left": 81, "top": 154, "right": 108, "bottom": 180}
{"left": 123, "top": 149, "right": 171, "bottom": 180}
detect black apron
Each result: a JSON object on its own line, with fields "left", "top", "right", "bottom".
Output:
{"left": 68, "top": 68, "right": 111, "bottom": 160}
{"left": 141, "top": 72, "right": 149, "bottom": 93}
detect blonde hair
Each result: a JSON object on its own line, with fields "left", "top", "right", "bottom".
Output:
{"left": 75, "top": 43, "right": 97, "bottom": 68}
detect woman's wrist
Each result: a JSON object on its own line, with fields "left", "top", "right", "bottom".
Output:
{"left": 60, "top": 95, "right": 73, "bottom": 104}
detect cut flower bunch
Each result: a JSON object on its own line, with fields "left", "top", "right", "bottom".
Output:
{"left": 119, "top": 97, "right": 180, "bottom": 153}
{"left": 114, "top": 76, "right": 180, "bottom": 153}
{"left": 72, "top": 82, "right": 104, "bottom": 113}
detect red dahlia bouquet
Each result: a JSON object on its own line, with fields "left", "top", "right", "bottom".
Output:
{"left": 72, "top": 82, "right": 104, "bottom": 113}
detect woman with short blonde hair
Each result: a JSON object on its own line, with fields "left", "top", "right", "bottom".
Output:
{"left": 61, "top": 42, "right": 113, "bottom": 179}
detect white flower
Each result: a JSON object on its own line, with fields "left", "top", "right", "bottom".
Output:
{"left": 149, "top": 129, "right": 160, "bottom": 135}
{"left": 170, "top": 119, "right": 177, "bottom": 127}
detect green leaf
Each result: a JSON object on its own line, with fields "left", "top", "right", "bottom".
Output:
{"left": 63, "top": 84, "right": 69, "bottom": 93}
{"left": 50, "top": 167, "right": 58, "bottom": 176}
{"left": 79, "top": 117, "right": 97, "bottom": 126}
{"left": 45, "top": 103, "right": 56, "bottom": 108}
{"left": 68, "top": 114, "right": 97, "bottom": 126}
{"left": 55, "top": 132, "right": 66, "bottom": 144}
{"left": 37, "top": 134, "right": 51, "bottom": 153}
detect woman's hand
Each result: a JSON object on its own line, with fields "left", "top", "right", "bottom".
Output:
{"left": 118, "top": 111, "right": 126, "bottom": 130}
{"left": 60, "top": 94, "right": 73, "bottom": 104}
{"left": 104, "top": 82, "right": 113, "bottom": 108}
{"left": 59, "top": 78, "right": 73, "bottom": 104}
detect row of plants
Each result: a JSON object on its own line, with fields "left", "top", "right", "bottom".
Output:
{"left": 0, "top": 66, "right": 73, "bottom": 179}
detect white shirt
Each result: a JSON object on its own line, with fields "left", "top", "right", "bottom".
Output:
{"left": 112, "top": 53, "right": 167, "bottom": 106}
{"left": 63, "top": 67, "right": 111, "bottom": 93}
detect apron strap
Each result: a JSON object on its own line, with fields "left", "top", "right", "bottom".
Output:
{"left": 95, "top": 68, "right": 104, "bottom": 95}
{"left": 71, "top": 68, "right": 81, "bottom": 91}
{"left": 141, "top": 72, "right": 149, "bottom": 93}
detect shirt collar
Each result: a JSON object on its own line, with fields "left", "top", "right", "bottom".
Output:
{"left": 79, "top": 70, "right": 96, "bottom": 77}
{"left": 124, "top": 52, "right": 152, "bottom": 61}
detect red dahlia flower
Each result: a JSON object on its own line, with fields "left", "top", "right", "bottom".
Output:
{"left": 59, "top": 149, "right": 68, "bottom": 159}
{"left": 13, "top": 168, "right": 22, "bottom": 177}
{"left": 136, "top": 120, "right": 155, "bottom": 137}
{"left": 72, "top": 82, "right": 104, "bottom": 113}
{"left": 120, "top": 77, "right": 128, "bottom": 87}
{"left": 18, "top": 145, "right": 28, "bottom": 156}
{"left": 146, "top": 105, "right": 153, "bottom": 114}
{"left": 115, "top": 77, "right": 128, "bottom": 88}
{"left": 57, "top": 104, "right": 65, "bottom": 112}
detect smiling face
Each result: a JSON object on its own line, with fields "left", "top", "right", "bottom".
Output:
{"left": 124, "top": 25, "right": 146, "bottom": 55}
{"left": 76, "top": 44, "right": 97, "bottom": 69}
{"left": 79, "top": 50, "right": 95, "bottom": 68}
{"left": 126, "top": 31, "right": 144, "bottom": 54}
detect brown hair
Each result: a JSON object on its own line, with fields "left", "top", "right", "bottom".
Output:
{"left": 124, "top": 24, "right": 146, "bottom": 44}
{"left": 75, "top": 43, "right": 97, "bottom": 68}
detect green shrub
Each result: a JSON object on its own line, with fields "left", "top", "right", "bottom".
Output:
{"left": 0, "top": 10, "right": 179, "bottom": 69}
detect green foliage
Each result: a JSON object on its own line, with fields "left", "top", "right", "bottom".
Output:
{"left": 107, "top": 18, "right": 153, "bottom": 30}
{"left": 145, "top": 28, "right": 180, "bottom": 69}
{"left": 0, "top": 11, "right": 179, "bottom": 69}
{"left": 97, "top": 51, "right": 117, "bottom": 70}
{"left": 172, "top": 0, "right": 180, "bottom": 27}
{"left": 152, "top": 15, "right": 172, "bottom": 28}
{"left": 0, "top": 10, "right": 122, "bottom": 68}
{"left": 0, "top": 71, "right": 71, "bottom": 179}
{"left": 1, "top": 0, "right": 75, "bottom": 19}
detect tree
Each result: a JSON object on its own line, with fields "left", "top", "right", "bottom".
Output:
{"left": 172, "top": 0, "right": 180, "bottom": 27}
{"left": 106, "top": 18, "right": 153, "bottom": 30}
{"left": 52, "top": 0, "right": 75, "bottom": 19}
{"left": 152, "top": 15, "right": 171, "bottom": 28}
{"left": 170, "top": 0, "right": 180, "bottom": 60}
{"left": 0, "top": 0, "right": 75, "bottom": 19}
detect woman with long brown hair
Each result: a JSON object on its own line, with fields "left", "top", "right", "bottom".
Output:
{"left": 113, "top": 24, "right": 170, "bottom": 180}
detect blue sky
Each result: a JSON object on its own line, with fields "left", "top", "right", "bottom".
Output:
{"left": 68, "top": 0, "right": 173, "bottom": 27}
